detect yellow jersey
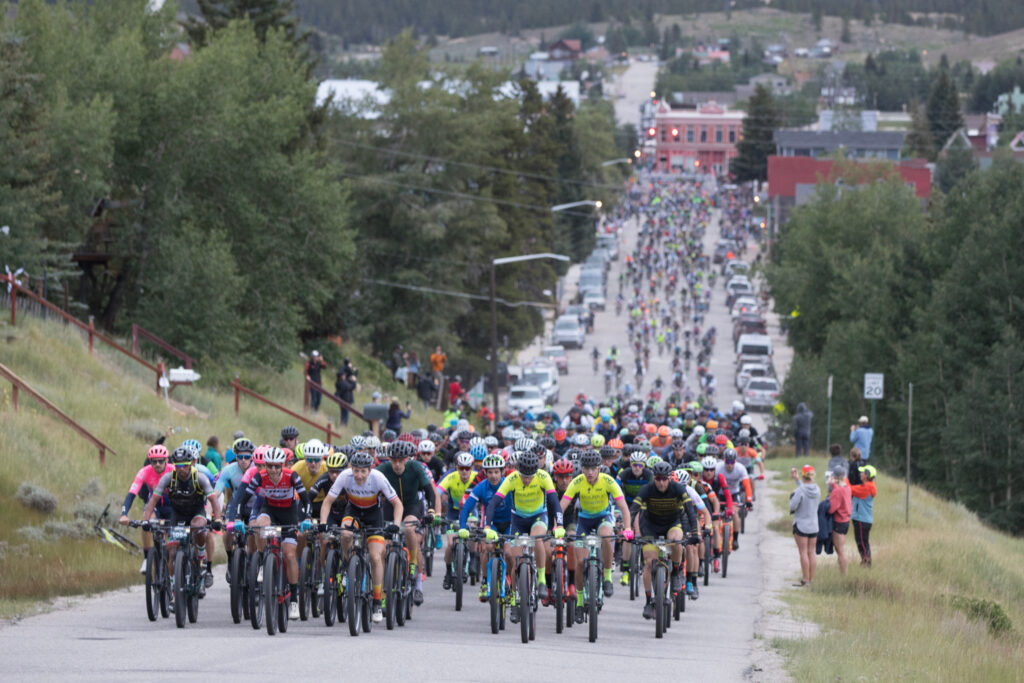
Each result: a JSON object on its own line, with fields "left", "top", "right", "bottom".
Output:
{"left": 562, "top": 472, "right": 624, "bottom": 519}
{"left": 495, "top": 469, "right": 556, "bottom": 517}
{"left": 293, "top": 460, "right": 326, "bottom": 503}
{"left": 437, "top": 471, "right": 475, "bottom": 510}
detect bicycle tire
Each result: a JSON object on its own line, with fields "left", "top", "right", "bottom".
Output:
{"left": 629, "top": 543, "right": 642, "bottom": 601}
{"left": 395, "top": 554, "right": 407, "bottom": 627}
{"left": 187, "top": 556, "right": 199, "bottom": 624}
{"left": 264, "top": 552, "right": 277, "bottom": 636}
{"left": 488, "top": 558, "right": 500, "bottom": 634}
{"left": 298, "top": 546, "right": 311, "bottom": 621}
{"left": 469, "top": 550, "right": 479, "bottom": 586}
{"left": 145, "top": 549, "right": 159, "bottom": 622}
{"left": 653, "top": 563, "right": 666, "bottom": 639}
{"left": 453, "top": 541, "right": 465, "bottom": 612}
{"left": 722, "top": 524, "right": 731, "bottom": 579}
{"left": 346, "top": 554, "right": 361, "bottom": 637}
{"left": 553, "top": 556, "right": 565, "bottom": 634}
{"left": 323, "top": 549, "right": 338, "bottom": 627}
{"left": 423, "top": 529, "right": 434, "bottom": 577}
{"left": 587, "top": 561, "right": 599, "bottom": 643}
{"left": 384, "top": 551, "right": 398, "bottom": 630}
{"left": 311, "top": 550, "right": 322, "bottom": 619}
{"left": 703, "top": 536, "right": 712, "bottom": 587}
{"left": 277, "top": 556, "right": 288, "bottom": 634}
{"left": 360, "top": 557, "right": 372, "bottom": 634}
{"left": 229, "top": 548, "right": 244, "bottom": 624}
{"left": 518, "top": 565, "right": 531, "bottom": 644}
{"left": 248, "top": 550, "right": 264, "bottom": 630}
{"left": 158, "top": 547, "right": 170, "bottom": 619}
{"left": 173, "top": 551, "right": 187, "bottom": 629}
{"left": 741, "top": 507, "right": 747, "bottom": 534}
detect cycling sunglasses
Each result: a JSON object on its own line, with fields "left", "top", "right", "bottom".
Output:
{"left": 305, "top": 457, "right": 323, "bottom": 464}
{"left": 457, "top": 466, "right": 473, "bottom": 472}
{"left": 266, "top": 464, "right": 283, "bottom": 471}
{"left": 654, "top": 475, "right": 670, "bottom": 482}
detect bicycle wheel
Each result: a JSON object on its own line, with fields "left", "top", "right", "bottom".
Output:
{"left": 653, "top": 563, "right": 666, "bottom": 639}
{"left": 310, "top": 550, "right": 322, "bottom": 619}
{"left": 395, "top": 556, "right": 406, "bottom": 627}
{"left": 422, "top": 529, "right": 434, "bottom": 577}
{"left": 145, "top": 549, "right": 159, "bottom": 622}
{"left": 488, "top": 558, "right": 500, "bottom": 635}
{"left": 587, "top": 562, "right": 599, "bottom": 643}
{"left": 518, "top": 565, "right": 531, "bottom": 644}
{"left": 703, "top": 536, "right": 712, "bottom": 587}
{"left": 277, "top": 557, "right": 288, "bottom": 634}
{"left": 629, "top": 543, "right": 642, "bottom": 601}
{"left": 323, "top": 549, "right": 338, "bottom": 627}
{"left": 346, "top": 554, "right": 361, "bottom": 637}
{"left": 553, "top": 556, "right": 565, "bottom": 634}
{"left": 248, "top": 551, "right": 264, "bottom": 630}
{"left": 359, "top": 559, "right": 372, "bottom": 634}
{"left": 722, "top": 524, "right": 731, "bottom": 579}
{"left": 298, "top": 546, "right": 311, "bottom": 621}
{"left": 173, "top": 551, "right": 187, "bottom": 629}
{"left": 157, "top": 548, "right": 170, "bottom": 619}
{"left": 264, "top": 552, "right": 277, "bottom": 636}
{"left": 229, "top": 548, "right": 245, "bottom": 624}
{"left": 453, "top": 541, "right": 465, "bottom": 612}
{"left": 383, "top": 551, "right": 398, "bottom": 630}
{"left": 186, "top": 556, "right": 199, "bottom": 624}
{"left": 740, "top": 506, "right": 747, "bottom": 535}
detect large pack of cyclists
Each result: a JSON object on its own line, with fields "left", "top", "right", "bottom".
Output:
{"left": 119, "top": 176, "right": 771, "bottom": 641}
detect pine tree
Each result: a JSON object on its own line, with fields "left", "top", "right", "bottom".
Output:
{"left": 927, "top": 68, "right": 964, "bottom": 151}
{"left": 184, "top": 0, "right": 313, "bottom": 73}
{"left": 729, "top": 85, "right": 778, "bottom": 182}
{"left": 841, "top": 14, "right": 852, "bottom": 43}
{"left": 812, "top": 5, "right": 823, "bottom": 33}
{"left": 904, "top": 99, "right": 935, "bottom": 160}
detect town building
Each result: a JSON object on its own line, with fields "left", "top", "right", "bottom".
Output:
{"left": 647, "top": 100, "right": 745, "bottom": 174}
{"left": 774, "top": 130, "right": 905, "bottom": 160}
{"left": 995, "top": 86, "right": 1024, "bottom": 116}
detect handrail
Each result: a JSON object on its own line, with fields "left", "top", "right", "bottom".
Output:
{"left": 231, "top": 375, "right": 340, "bottom": 444}
{"left": 132, "top": 323, "right": 195, "bottom": 369}
{"left": 302, "top": 376, "right": 371, "bottom": 426}
{"left": 4, "top": 274, "right": 163, "bottom": 393}
{"left": 0, "top": 362, "right": 116, "bottom": 465}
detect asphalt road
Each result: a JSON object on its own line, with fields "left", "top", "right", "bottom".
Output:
{"left": 613, "top": 58, "right": 659, "bottom": 127}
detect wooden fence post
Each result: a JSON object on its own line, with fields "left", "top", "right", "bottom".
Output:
{"left": 326, "top": 421, "right": 334, "bottom": 446}
{"left": 11, "top": 385, "right": 17, "bottom": 410}
{"left": 132, "top": 323, "right": 139, "bottom": 356}
{"left": 88, "top": 315, "right": 95, "bottom": 353}
{"left": 234, "top": 373, "right": 240, "bottom": 416}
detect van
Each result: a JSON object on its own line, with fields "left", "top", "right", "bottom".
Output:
{"left": 735, "top": 333, "right": 772, "bottom": 365}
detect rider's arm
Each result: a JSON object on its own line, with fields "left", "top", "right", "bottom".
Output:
{"left": 142, "top": 472, "right": 172, "bottom": 521}
{"left": 459, "top": 492, "right": 479, "bottom": 530}
{"left": 292, "top": 471, "right": 311, "bottom": 517}
{"left": 387, "top": 495, "right": 404, "bottom": 526}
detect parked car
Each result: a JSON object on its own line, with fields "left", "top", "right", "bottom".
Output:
{"left": 542, "top": 345, "right": 569, "bottom": 375}
{"left": 726, "top": 286, "right": 755, "bottom": 309}
{"left": 743, "top": 377, "right": 780, "bottom": 410}
{"left": 553, "top": 315, "right": 586, "bottom": 349}
{"left": 564, "top": 304, "right": 593, "bottom": 331}
{"left": 583, "top": 290, "right": 607, "bottom": 311}
{"left": 712, "top": 239, "right": 741, "bottom": 264}
{"left": 730, "top": 296, "right": 760, "bottom": 319}
{"left": 735, "top": 333, "right": 773, "bottom": 367}
{"left": 596, "top": 233, "right": 619, "bottom": 260}
{"left": 507, "top": 384, "right": 545, "bottom": 414}
{"left": 735, "top": 362, "right": 773, "bottom": 391}
{"left": 733, "top": 315, "right": 768, "bottom": 344}
{"left": 722, "top": 260, "right": 750, "bottom": 277}
{"left": 521, "top": 363, "right": 560, "bottom": 404}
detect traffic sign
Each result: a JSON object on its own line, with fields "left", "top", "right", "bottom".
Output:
{"left": 864, "top": 373, "right": 884, "bottom": 400}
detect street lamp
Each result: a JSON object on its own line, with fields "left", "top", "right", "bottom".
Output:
{"left": 550, "top": 200, "right": 603, "bottom": 212}
{"left": 490, "top": 253, "right": 571, "bottom": 417}
{"left": 601, "top": 158, "right": 632, "bottom": 167}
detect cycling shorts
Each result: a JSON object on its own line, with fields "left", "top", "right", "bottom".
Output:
{"left": 342, "top": 502, "right": 385, "bottom": 542}
{"left": 510, "top": 511, "right": 548, "bottom": 536}
{"left": 640, "top": 518, "right": 681, "bottom": 539}
{"left": 257, "top": 502, "right": 299, "bottom": 541}
{"left": 382, "top": 498, "right": 423, "bottom": 523}
{"left": 576, "top": 515, "right": 613, "bottom": 535}
{"left": 169, "top": 503, "right": 207, "bottom": 526}
{"left": 445, "top": 506, "right": 462, "bottom": 523}
{"left": 490, "top": 520, "right": 510, "bottom": 534}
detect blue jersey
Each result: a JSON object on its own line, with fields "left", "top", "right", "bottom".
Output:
{"left": 460, "top": 478, "right": 512, "bottom": 528}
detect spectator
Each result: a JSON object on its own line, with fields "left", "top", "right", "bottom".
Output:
{"left": 204, "top": 436, "right": 223, "bottom": 472}
{"left": 391, "top": 345, "right": 405, "bottom": 377}
{"left": 792, "top": 402, "right": 813, "bottom": 456}
{"left": 394, "top": 359, "right": 409, "bottom": 385}
{"left": 850, "top": 415, "right": 874, "bottom": 460}
{"left": 448, "top": 374, "right": 464, "bottom": 407}
{"left": 386, "top": 400, "right": 411, "bottom": 433}
{"left": 335, "top": 370, "right": 358, "bottom": 426}
{"left": 789, "top": 464, "right": 820, "bottom": 587}
{"left": 341, "top": 357, "right": 358, "bottom": 379}
{"left": 826, "top": 443, "right": 848, "bottom": 479}
{"left": 430, "top": 345, "right": 447, "bottom": 382}
{"left": 828, "top": 468, "right": 852, "bottom": 575}
{"left": 851, "top": 464, "right": 877, "bottom": 567}
{"left": 478, "top": 400, "right": 495, "bottom": 431}
{"left": 305, "top": 350, "right": 328, "bottom": 415}
{"left": 407, "top": 351, "right": 420, "bottom": 388}
{"left": 416, "top": 373, "right": 436, "bottom": 411}
{"left": 847, "top": 447, "right": 865, "bottom": 484}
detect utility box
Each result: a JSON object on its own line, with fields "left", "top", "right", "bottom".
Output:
{"left": 169, "top": 367, "right": 201, "bottom": 384}
{"left": 362, "top": 403, "right": 388, "bottom": 422}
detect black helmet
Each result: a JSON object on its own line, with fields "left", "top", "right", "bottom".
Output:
{"left": 281, "top": 425, "right": 299, "bottom": 440}
{"left": 599, "top": 445, "right": 616, "bottom": 459}
{"left": 529, "top": 441, "right": 547, "bottom": 457}
{"left": 517, "top": 451, "right": 539, "bottom": 476}
{"left": 233, "top": 439, "right": 255, "bottom": 456}
{"left": 336, "top": 444, "right": 356, "bottom": 458}
{"left": 350, "top": 451, "right": 374, "bottom": 469}
{"left": 580, "top": 451, "right": 602, "bottom": 468}
{"left": 170, "top": 446, "right": 192, "bottom": 465}
{"left": 651, "top": 460, "right": 673, "bottom": 477}
{"left": 704, "top": 444, "right": 721, "bottom": 458}
{"left": 539, "top": 437, "right": 555, "bottom": 450}
{"left": 381, "top": 429, "right": 397, "bottom": 443}
{"left": 389, "top": 440, "right": 416, "bottom": 460}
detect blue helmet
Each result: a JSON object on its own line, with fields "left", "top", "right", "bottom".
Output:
{"left": 469, "top": 444, "right": 487, "bottom": 461}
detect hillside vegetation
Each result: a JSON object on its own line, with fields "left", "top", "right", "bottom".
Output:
{"left": 0, "top": 315, "right": 439, "bottom": 617}
{"left": 767, "top": 455, "right": 1024, "bottom": 681}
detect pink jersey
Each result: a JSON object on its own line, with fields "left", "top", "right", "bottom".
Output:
{"left": 240, "top": 464, "right": 259, "bottom": 485}
{"left": 129, "top": 465, "right": 167, "bottom": 496}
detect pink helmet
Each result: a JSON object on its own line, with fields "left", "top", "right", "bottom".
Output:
{"left": 148, "top": 444, "right": 169, "bottom": 460}
{"left": 253, "top": 444, "right": 271, "bottom": 466}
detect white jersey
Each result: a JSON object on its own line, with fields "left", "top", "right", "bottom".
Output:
{"left": 715, "top": 462, "right": 750, "bottom": 497}
{"left": 327, "top": 469, "right": 397, "bottom": 509}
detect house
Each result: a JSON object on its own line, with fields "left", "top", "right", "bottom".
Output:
{"left": 169, "top": 42, "right": 191, "bottom": 61}
{"left": 735, "top": 73, "right": 791, "bottom": 99}
{"left": 525, "top": 51, "right": 562, "bottom": 80}
{"left": 774, "top": 130, "right": 905, "bottom": 160}
{"left": 959, "top": 113, "right": 1002, "bottom": 151}
{"left": 940, "top": 122, "right": 1024, "bottom": 171}
{"left": 548, "top": 39, "right": 582, "bottom": 62}
{"left": 670, "top": 91, "right": 739, "bottom": 107}
{"left": 693, "top": 44, "right": 730, "bottom": 65}
{"left": 995, "top": 86, "right": 1024, "bottom": 116}
{"left": 646, "top": 100, "right": 745, "bottom": 175}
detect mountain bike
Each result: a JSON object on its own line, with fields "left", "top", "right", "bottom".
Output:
{"left": 645, "top": 536, "right": 687, "bottom": 639}
{"left": 383, "top": 525, "right": 414, "bottom": 630}
{"left": 321, "top": 525, "right": 346, "bottom": 627}
{"left": 345, "top": 526, "right": 384, "bottom": 637}
{"left": 297, "top": 525, "right": 323, "bottom": 621}
{"left": 721, "top": 517, "right": 733, "bottom": 579}
{"left": 701, "top": 527, "right": 713, "bottom": 587}
{"left": 737, "top": 490, "right": 748, "bottom": 535}
{"left": 510, "top": 534, "right": 546, "bottom": 644}
{"left": 549, "top": 534, "right": 571, "bottom": 633}
{"left": 448, "top": 522, "right": 470, "bottom": 612}
{"left": 574, "top": 532, "right": 622, "bottom": 643}
{"left": 627, "top": 539, "right": 643, "bottom": 601}
{"left": 166, "top": 523, "right": 207, "bottom": 629}
{"left": 226, "top": 523, "right": 255, "bottom": 624}
{"left": 255, "top": 524, "right": 296, "bottom": 636}
{"left": 129, "top": 520, "right": 169, "bottom": 621}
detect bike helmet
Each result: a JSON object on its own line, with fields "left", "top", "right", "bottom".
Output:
{"left": 501, "top": 426, "right": 515, "bottom": 441}
{"left": 514, "top": 437, "right": 535, "bottom": 452}
{"left": 374, "top": 443, "right": 389, "bottom": 460}
{"left": 676, "top": 469, "right": 691, "bottom": 486}
{"left": 305, "top": 439, "right": 328, "bottom": 459}
{"left": 364, "top": 435, "right": 380, "bottom": 451}
{"left": 380, "top": 429, "right": 397, "bottom": 443}
{"left": 232, "top": 438, "right": 254, "bottom": 456}
{"left": 629, "top": 451, "right": 648, "bottom": 465}
{"left": 572, "top": 433, "right": 591, "bottom": 447}
{"left": 349, "top": 451, "right": 374, "bottom": 468}
{"left": 580, "top": 451, "right": 602, "bottom": 468}
{"left": 657, "top": 425, "right": 671, "bottom": 437}
{"left": 350, "top": 435, "right": 366, "bottom": 450}
{"left": 646, "top": 454, "right": 663, "bottom": 468}
{"left": 468, "top": 436, "right": 484, "bottom": 447}
{"left": 253, "top": 445, "right": 271, "bottom": 466}
{"left": 591, "top": 434, "right": 606, "bottom": 448}
{"left": 700, "top": 455, "right": 717, "bottom": 470}
{"left": 686, "top": 460, "right": 704, "bottom": 474}
{"left": 552, "top": 459, "right": 574, "bottom": 475}
{"left": 740, "top": 415, "right": 752, "bottom": 425}
{"left": 553, "top": 428, "right": 567, "bottom": 442}
{"left": 704, "top": 444, "right": 721, "bottom": 458}
{"left": 148, "top": 444, "right": 169, "bottom": 460}
{"left": 484, "top": 435, "right": 499, "bottom": 449}
{"left": 608, "top": 438, "right": 624, "bottom": 449}
{"left": 738, "top": 428, "right": 751, "bottom": 439}
{"left": 650, "top": 460, "right": 673, "bottom": 477}
{"left": 636, "top": 440, "right": 652, "bottom": 453}
{"left": 470, "top": 444, "right": 488, "bottom": 461}
{"left": 418, "top": 439, "right": 436, "bottom": 454}
{"left": 281, "top": 425, "right": 299, "bottom": 440}
{"left": 705, "top": 420, "right": 718, "bottom": 430}
{"left": 264, "top": 447, "right": 287, "bottom": 465}
{"left": 336, "top": 444, "right": 356, "bottom": 458}
{"left": 455, "top": 451, "right": 474, "bottom": 468}
{"left": 715, "top": 433, "right": 729, "bottom": 446}
{"left": 504, "top": 450, "right": 518, "bottom": 468}
{"left": 599, "top": 445, "right": 616, "bottom": 459}
{"left": 457, "top": 430, "right": 473, "bottom": 442}
{"left": 669, "top": 428, "right": 684, "bottom": 439}
{"left": 170, "top": 446, "right": 191, "bottom": 465}
{"left": 389, "top": 440, "right": 416, "bottom": 460}
{"left": 482, "top": 454, "right": 505, "bottom": 470}
{"left": 722, "top": 448, "right": 737, "bottom": 463}
{"left": 517, "top": 451, "right": 539, "bottom": 476}
{"left": 737, "top": 436, "right": 750, "bottom": 446}
{"left": 693, "top": 425, "right": 706, "bottom": 437}
{"left": 326, "top": 450, "right": 347, "bottom": 469}
{"left": 539, "top": 437, "right": 556, "bottom": 451}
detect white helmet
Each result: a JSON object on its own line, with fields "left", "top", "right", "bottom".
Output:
{"left": 418, "top": 440, "right": 435, "bottom": 454}
{"left": 676, "top": 470, "right": 691, "bottom": 486}
{"left": 701, "top": 456, "right": 717, "bottom": 470}
{"left": 350, "top": 435, "right": 366, "bottom": 449}
{"left": 304, "top": 439, "right": 328, "bottom": 458}
{"left": 693, "top": 425, "right": 706, "bottom": 437}
{"left": 669, "top": 428, "right": 684, "bottom": 439}
{"left": 364, "top": 436, "right": 380, "bottom": 450}
{"left": 740, "top": 415, "right": 752, "bottom": 425}
{"left": 264, "top": 447, "right": 287, "bottom": 465}
{"left": 732, "top": 400, "right": 744, "bottom": 413}
{"left": 456, "top": 451, "right": 474, "bottom": 468}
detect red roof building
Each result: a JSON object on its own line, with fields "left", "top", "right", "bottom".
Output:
{"left": 646, "top": 100, "right": 745, "bottom": 175}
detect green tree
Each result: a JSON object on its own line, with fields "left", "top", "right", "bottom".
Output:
{"left": 927, "top": 68, "right": 964, "bottom": 151}
{"left": 812, "top": 4, "right": 823, "bottom": 32}
{"left": 841, "top": 14, "right": 852, "bottom": 42}
{"left": 934, "top": 135, "right": 978, "bottom": 193}
{"left": 730, "top": 85, "right": 778, "bottom": 182}
{"left": 903, "top": 99, "right": 935, "bottom": 159}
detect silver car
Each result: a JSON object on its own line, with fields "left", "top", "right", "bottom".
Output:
{"left": 553, "top": 315, "right": 585, "bottom": 349}
{"left": 743, "top": 377, "right": 780, "bottom": 410}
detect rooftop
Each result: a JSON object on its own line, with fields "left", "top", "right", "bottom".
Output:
{"left": 774, "top": 130, "right": 905, "bottom": 150}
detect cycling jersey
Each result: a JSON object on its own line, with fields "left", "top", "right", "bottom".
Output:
{"left": 703, "top": 472, "right": 735, "bottom": 516}
{"left": 375, "top": 460, "right": 433, "bottom": 511}
{"left": 309, "top": 472, "right": 346, "bottom": 518}
{"left": 460, "top": 478, "right": 512, "bottom": 528}
{"left": 121, "top": 464, "right": 169, "bottom": 516}
{"left": 617, "top": 467, "right": 653, "bottom": 505}
{"left": 630, "top": 480, "right": 699, "bottom": 535}
{"left": 715, "top": 462, "right": 753, "bottom": 501}
{"left": 235, "top": 468, "right": 310, "bottom": 514}
{"left": 152, "top": 467, "right": 214, "bottom": 513}
{"left": 561, "top": 473, "right": 624, "bottom": 519}
{"left": 684, "top": 484, "right": 707, "bottom": 512}
{"left": 437, "top": 471, "right": 475, "bottom": 511}
{"left": 327, "top": 469, "right": 398, "bottom": 509}
{"left": 487, "top": 470, "right": 561, "bottom": 524}
{"left": 292, "top": 460, "right": 326, "bottom": 503}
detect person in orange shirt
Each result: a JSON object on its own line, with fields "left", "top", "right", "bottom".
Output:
{"left": 429, "top": 345, "right": 447, "bottom": 382}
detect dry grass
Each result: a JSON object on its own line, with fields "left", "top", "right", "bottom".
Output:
{"left": 0, "top": 316, "right": 443, "bottom": 617}
{"left": 765, "top": 454, "right": 1024, "bottom": 682}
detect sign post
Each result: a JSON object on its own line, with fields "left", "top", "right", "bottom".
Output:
{"left": 863, "top": 372, "right": 884, "bottom": 430}
{"left": 826, "top": 374, "right": 833, "bottom": 448}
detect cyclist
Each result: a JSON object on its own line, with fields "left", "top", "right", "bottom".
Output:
{"left": 213, "top": 439, "right": 255, "bottom": 572}
{"left": 308, "top": 448, "right": 349, "bottom": 566}
{"left": 615, "top": 449, "right": 652, "bottom": 586}
{"left": 439, "top": 451, "right": 478, "bottom": 590}
{"left": 700, "top": 452, "right": 733, "bottom": 569}
{"left": 560, "top": 451, "right": 633, "bottom": 622}
{"left": 376, "top": 440, "right": 439, "bottom": 606}
{"left": 142, "top": 447, "right": 222, "bottom": 592}
{"left": 630, "top": 460, "right": 699, "bottom": 620}
{"left": 735, "top": 433, "right": 765, "bottom": 480}
{"left": 684, "top": 460, "right": 720, "bottom": 581}
{"left": 458, "top": 453, "right": 512, "bottom": 601}
{"left": 232, "top": 446, "right": 312, "bottom": 620}
{"left": 280, "top": 425, "right": 299, "bottom": 453}
{"left": 320, "top": 450, "right": 403, "bottom": 624}
{"left": 675, "top": 469, "right": 710, "bottom": 599}
{"left": 716, "top": 448, "right": 753, "bottom": 551}
{"left": 119, "top": 444, "right": 172, "bottom": 574}
{"left": 417, "top": 439, "right": 445, "bottom": 482}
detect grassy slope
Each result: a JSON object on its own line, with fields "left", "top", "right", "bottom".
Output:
{"left": 0, "top": 316, "right": 442, "bottom": 616}
{"left": 765, "top": 453, "right": 1023, "bottom": 681}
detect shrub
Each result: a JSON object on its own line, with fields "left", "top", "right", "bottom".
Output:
{"left": 948, "top": 595, "right": 1014, "bottom": 637}
{"left": 15, "top": 482, "right": 57, "bottom": 515}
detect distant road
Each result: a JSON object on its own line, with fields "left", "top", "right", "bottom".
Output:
{"left": 613, "top": 58, "right": 659, "bottom": 128}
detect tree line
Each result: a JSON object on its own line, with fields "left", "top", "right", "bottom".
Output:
{"left": 2, "top": 1, "right": 626, "bottom": 382}
{"left": 769, "top": 154, "right": 1024, "bottom": 534}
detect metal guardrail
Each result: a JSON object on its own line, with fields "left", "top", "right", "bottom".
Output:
{"left": 302, "top": 377, "right": 371, "bottom": 428}
{"left": 131, "top": 323, "right": 195, "bottom": 370}
{"left": 231, "top": 375, "right": 346, "bottom": 444}
{"left": 0, "top": 362, "right": 116, "bottom": 465}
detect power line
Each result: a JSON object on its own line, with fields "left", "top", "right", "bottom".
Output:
{"left": 363, "top": 279, "right": 555, "bottom": 309}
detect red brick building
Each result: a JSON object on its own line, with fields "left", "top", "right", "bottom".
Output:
{"left": 647, "top": 101, "right": 745, "bottom": 175}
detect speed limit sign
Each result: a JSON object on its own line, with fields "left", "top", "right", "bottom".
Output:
{"left": 863, "top": 373, "right": 884, "bottom": 400}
